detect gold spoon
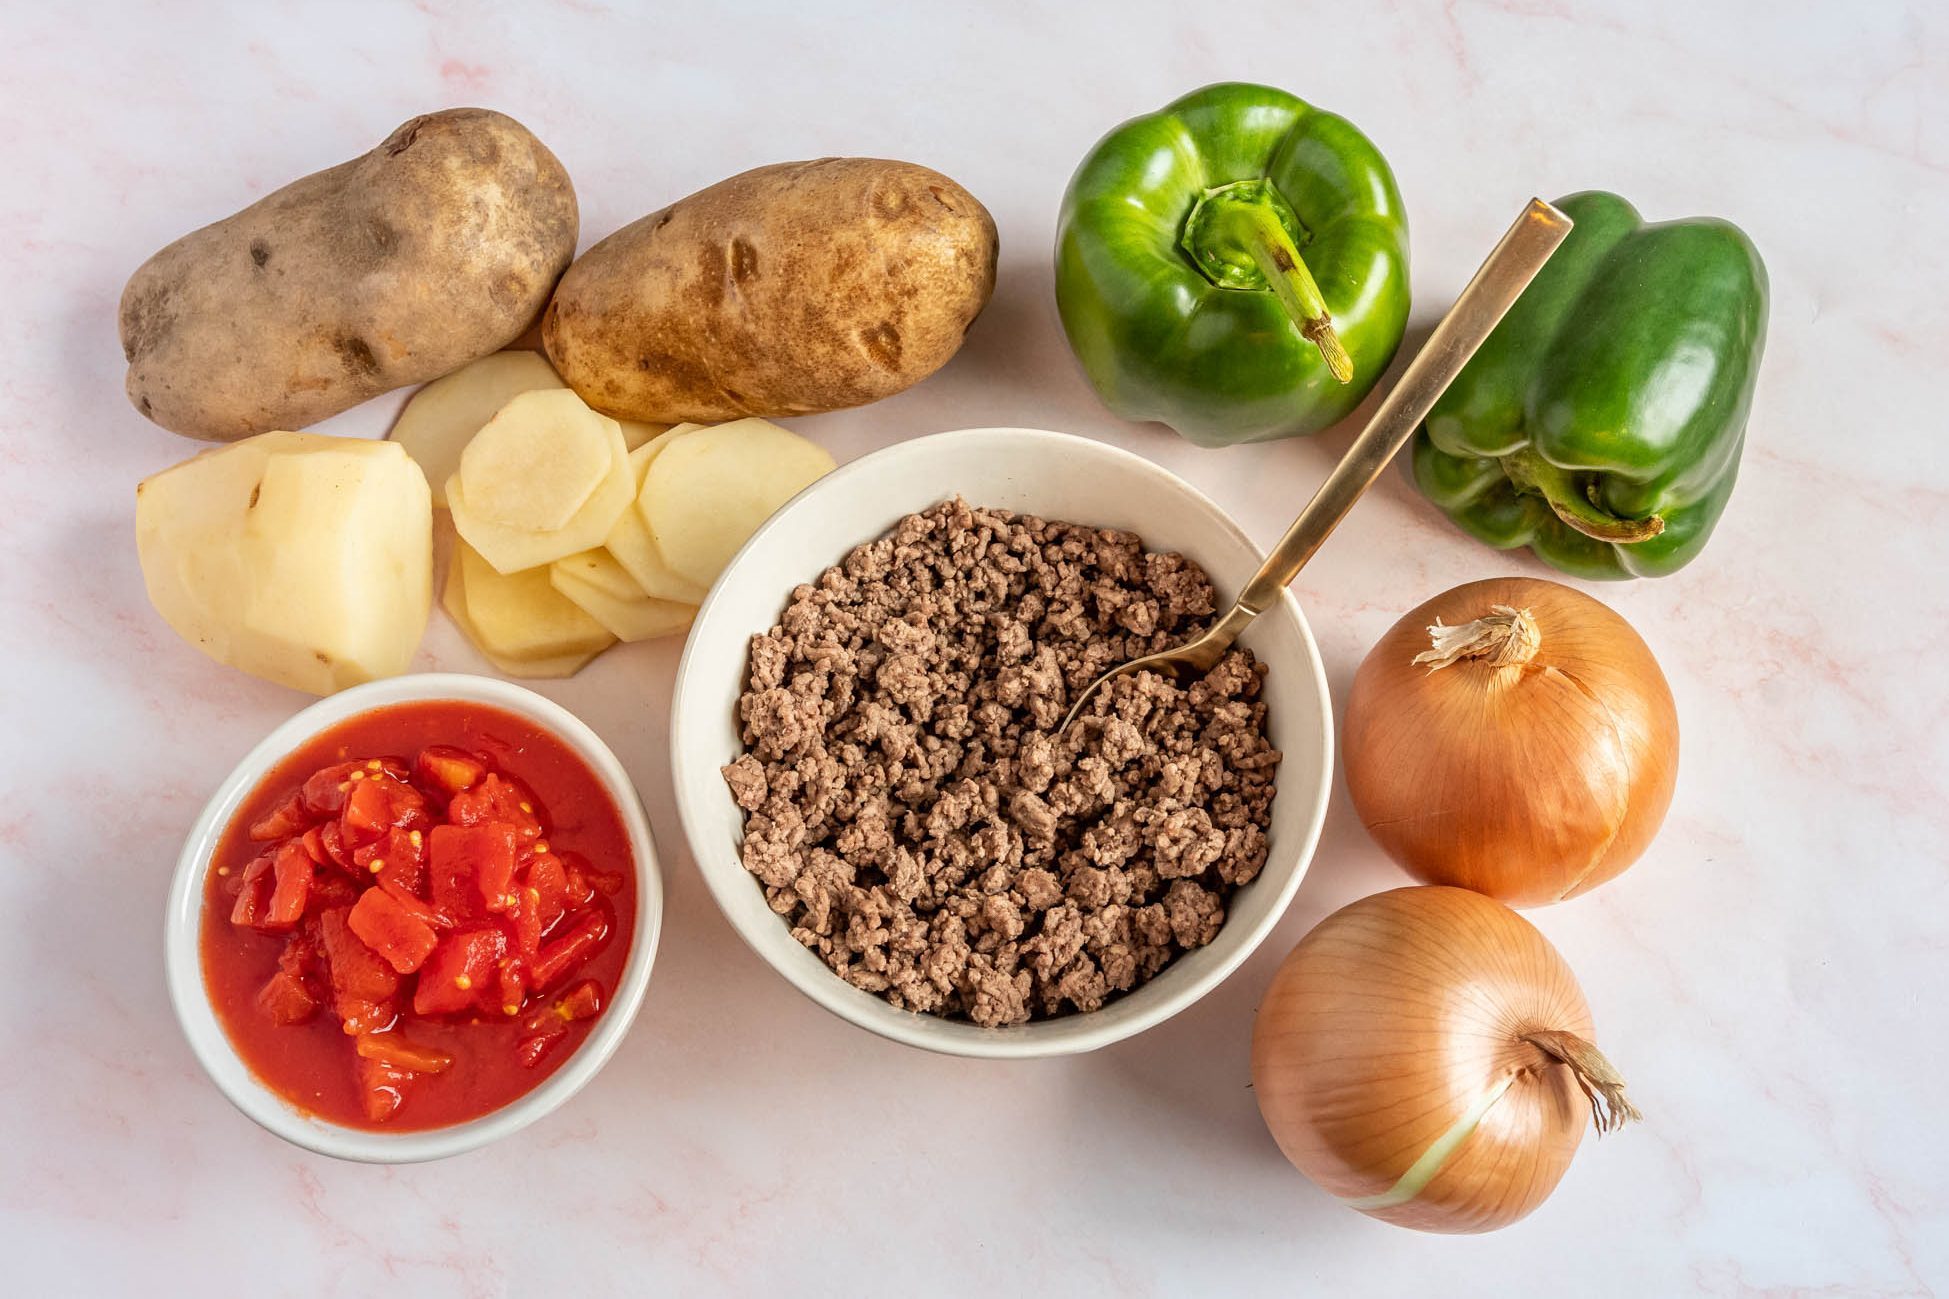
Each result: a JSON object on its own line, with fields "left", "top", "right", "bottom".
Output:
{"left": 1058, "top": 198, "right": 1575, "bottom": 735}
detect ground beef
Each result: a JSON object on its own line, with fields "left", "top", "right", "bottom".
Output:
{"left": 723, "top": 499, "right": 1280, "bottom": 1026}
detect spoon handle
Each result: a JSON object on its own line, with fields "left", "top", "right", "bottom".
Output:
{"left": 1232, "top": 198, "right": 1574, "bottom": 615}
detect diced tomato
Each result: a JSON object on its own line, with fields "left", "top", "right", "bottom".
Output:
{"left": 305, "top": 870, "right": 360, "bottom": 914}
{"left": 319, "top": 820, "right": 355, "bottom": 871}
{"left": 526, "top": 978, "right": 603, "bottom": 1026}
{"left": 415, "top": 745, "right": 487, "bottom": 798}
{"left": 509, "top": 887, "right": 543, "bottom": 964}
{"left": 514, "top": 1028, "right": 567, "bottom": 1069}
{"left": 301, "top": 762, "right": 362, "bottom": 817}
{"left": 347, "top": 888, "right": 439, "bottom": 974}
{"left": 378, "top": 877, "right": 450, "bottom": 932}
{"left": 248, "top": 792, "right": 309, "bottom": 842}
{"left": 318, "top": 907, "right": 400, "bottom": 1029}
{"left": 525, "top": 853, "right": 569, "bottom": 935}
{"left": 413, "top": 927, "right": 508, "bottom": 1016}
{"left": 229, "top": 854, "right": 276, "bottom": 928}
{"left": 354, "top": 1055, "right": 411, "bottom": 1122}
{"left": 259, "top": 841, "right": 313, "bottom": 930}
{"left": 449, "top": 774, "right": 544, "bottom": 843}
{"left": 341, "top": 776, "right": 393, "bottom": 844}
{"left": 561, "top": 857, "right": 598, "bottom": 911}
{"left": 354, "top": 824, "right": 429, "bottom": 893}
{"left": 428, "top": 823, "right": 517, "bottom": 923}
{"left": 277, "top": 925, "right": 323, "bottom": 980}
{"left": 299, "top": 826, "right": 329, "bottom": 864}
{"left": 491, "top": 956, "right": 528, "bottom": 1018}
{"left": 257, "top": 970, "right": 318, "bottom": 1024}
{"left": 530, "top": 905, "right": 611, "bottom": 990}
{"left": 354, "top": 1032, "right": 454, "bottom": 1075}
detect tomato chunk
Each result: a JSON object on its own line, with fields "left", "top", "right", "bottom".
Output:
{"left": 301, "top": 763, "right": 362, "bottom": 817}
{"left": 257, "top": 970, "right": 318, "bottom": 1025}
{"left": 514, "top": 1029, "right": 566, "bottom": 1069}
{"left": 428, "top": 823, "right": 517, "bottom": 922}
{"left": 526, "top": 853, "right": 569, "bottom": 933}
{"left": 347, "top": 888, "right": 439, "bottom": 974}
{"left": 340, "top": 776, "right": 394, "bottom": 844}
{"left": 415, "top": 745, "right": 487, "bottom": 798}
{"left": 354, "top": 1032, "right": 453, "bottom": 1075}
{"left": 530, "top": 905, "right": 611, "bottom": 990}
{"left": 354, "top": 1055, "right": 411, "bottom": 1122}
{"left": 449, "top": 774, "right": 543, "bottom": 843}
{"left": 248, "top": 792, "right": 309, "bottom": 842}
{"left": 229, "top": 854, "right": 276, "bottom": 928}
{"left": 318, "top": 907, "right": 399, "bottom": 1031}
{"left": 354, "top": 825, "right": 429, "bottom": 896}
{"left": 259, "top": 841, "right": 313, "bottom": 930}
{"left": 413, "top": 927, "right": 507, "bottom": 1016}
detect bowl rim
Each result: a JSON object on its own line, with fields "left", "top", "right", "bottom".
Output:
{"left": 163, "top": 672, "right": 664, "bottom": 1163}
{"left": 670, "top": 426, "right": 1334, "bottom": 1059}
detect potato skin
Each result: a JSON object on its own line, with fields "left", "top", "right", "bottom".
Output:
{"left": 121, "top": 108, "right": 578, "bottom": 441}
{"left": 543, "top": 158, "right": 997, "bottom": 422}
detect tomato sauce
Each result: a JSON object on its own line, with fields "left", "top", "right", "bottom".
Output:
{"left": 200, "top": 700, "right": 636, "bottom": 1131}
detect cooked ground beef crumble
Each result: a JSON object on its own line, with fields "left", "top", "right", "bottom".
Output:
{"left": 722, "top": 499, "right": 1280, "bottom": 1026}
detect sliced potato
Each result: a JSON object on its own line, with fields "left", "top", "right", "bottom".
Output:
{"left": 442, "top": 550, "right": 608, "bottom": 679}
{"left": 550, "top": 566, "right": 695, "bottom": 642}
{"left": 640, "top": 418, "right": 835, "bottom": 587}
{"left": 136, "top": 433, "right": 431, "bottom": 695}
{"left": 459, "top": 389, "right": 617, "bottom": 532}
{"left": 606, "top": 435, "right": 710, "bottom": 604}
{"left": 449, "top": 540, "right": 615, "bottom": 666}
{"left": 552, "top": 548, "right": 647, "bottom": 603}
{"left": 390, "top": 351, "right": 566, "bottom": 507}
{"left": 447, "top": 415, "right": 634, "bottom": 574}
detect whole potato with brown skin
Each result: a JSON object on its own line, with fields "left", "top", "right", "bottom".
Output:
{"left": 543, "top": 158, "right": 997, "bottom": 422}
{"left": 120, "top": 108, "right": 578, "bottom": 441}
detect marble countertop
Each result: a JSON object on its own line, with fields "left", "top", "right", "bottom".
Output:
{"left": 3, "top": 1, "right": 1944, "bottom": 1293}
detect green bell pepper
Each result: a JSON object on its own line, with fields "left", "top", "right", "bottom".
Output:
{"left": 1055, "top": 82, "right": 1410, "bottom": 446}
{"left": 1412, "top": 190, "right": 1768, "bottom": 579}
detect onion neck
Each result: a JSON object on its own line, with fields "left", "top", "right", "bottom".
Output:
{"left": 1522, "top": 1029, "right": 1643, "bottom": 1135}
{"left": 1413, "top": 604, "right": 1542, "bottom": 672}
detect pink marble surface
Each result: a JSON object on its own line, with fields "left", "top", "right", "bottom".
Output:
{"left": 3, "top": 1, "right": 1945, "bottom": 1293}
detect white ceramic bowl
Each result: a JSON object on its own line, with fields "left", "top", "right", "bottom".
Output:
{"left": 164, "top": 673, "right": 663, "bottom": 1162}
{"left": 672, "top": 428, "right": 1332, "bottom": 1058}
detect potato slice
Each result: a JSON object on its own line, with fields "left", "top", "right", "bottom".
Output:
{"left": 442, "top": 550, "right": 607, "bottom": 679}
{"left": 136, "top": 433, "right": 431, "bottom": 695}
{"left": 552, "top": 548, "right": 646, "bottom": 603}
{"left": 549, "top": 566, "right": 695, "bottom": 642}
{"left": 449, "top": 540, "right": 615, "bottom": 666}
{"left": 390, "top": 351, "right": 566, "bottom": 507}
{"left": 640, "top": 419, "right": 835, "bottom": 587}
{"left": 447, "top": 416, "right": 634, "bottom": 574}
{"left": 459, "top": 389, "right": 617, "bottom": 532}
{"left": 606, "top": 435, "right": 710, "bottom": 604}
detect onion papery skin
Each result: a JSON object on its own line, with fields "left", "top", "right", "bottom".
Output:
{"left": 1342, "top": 577, "right": 1679, "bottom": 907}
{"left": 1251, "top": 887, "right": 1597, "bottom": 1233}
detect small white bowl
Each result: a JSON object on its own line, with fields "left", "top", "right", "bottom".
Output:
{"left": 671, "top": 428, "right": 1333, "bottom": 1058}
{"left": 164, "top": 673, "right": 663, "bottom": 1163}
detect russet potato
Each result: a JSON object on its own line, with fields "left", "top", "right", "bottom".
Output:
{"left": 122, "top": 109, "right": 578, "bottom": 442}
{"left": 542, "top": 158, "right": 997, "bottom": 423}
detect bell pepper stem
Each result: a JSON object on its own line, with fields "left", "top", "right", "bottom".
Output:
{"left": 1211, "top": 203, "right": 1354, "bottom": 384}
{"left": 1501, "top": 448, "right": 1665, "bottom": 544}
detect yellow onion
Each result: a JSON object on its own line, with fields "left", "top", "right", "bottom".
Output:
{"left": 1251, "top": 886, "right": 1639, "bottom": 1233}
{"left": 1342, "top": 577, "right": 1678, "bottom": 907}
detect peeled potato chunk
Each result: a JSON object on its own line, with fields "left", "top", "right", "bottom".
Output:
{"left": 442, "top": 551, "right": 608, "bottom": 679}
{"left": 606, "top": 435, "right": 709, "bottom": 604}
{"left": 390, "top": 351, "right": 566, "bottom": 507}
{"left": 549, "top": 564, "right": 695, "bottom": 642}
{"left": 641, "top": 419, "right": 835, "bottom": 587}
{"left": 136, "top": 433, "right": 431, "bottom": 695}
{"left": 447, "top": 414, "right": 634, "bottom": 574}
{"left": 459, "top": 388, "right": 617, "bottom": 532}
